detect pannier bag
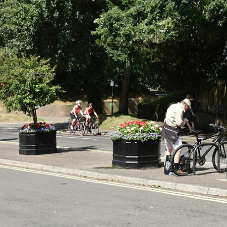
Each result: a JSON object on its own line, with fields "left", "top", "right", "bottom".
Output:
{"left": 161, "top": 122, "right": 179, "bottom": 142}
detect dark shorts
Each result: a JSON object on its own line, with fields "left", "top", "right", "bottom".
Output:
{"left": 186, "top": 113, "right": 195, "bottom": 123}
{"left": 70, "top": 113, "right": 76, "bottom": 120}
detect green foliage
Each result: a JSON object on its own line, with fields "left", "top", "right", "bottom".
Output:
{"left": 93, "top": 0, "right": 227, "bottom": 93}
{"left": 0, "top": 0, "right": 40, "bottom": 55}
{"left": 0, "top": 49, "right": 63, "bottom": 123}
{"left": 110, "top": 120, "right": 162, "bottom": 142}
{"left": 147, "top": 91, "right": 190, "bottom": 107}
{"left": 0, "top": 0, "right": 109, "bottom": 101}
{"left": 1, "top": 0, "right": 227, "bottom": 103}
{"left": 204, "top": 0, "right": 227, "bottom": 26}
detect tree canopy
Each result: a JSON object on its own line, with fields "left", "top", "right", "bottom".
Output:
{"left": 93, "top": 0, "right": 227, "bottom": 94}
{"left": 0, "top": 49, "right": 62, "bottom": 123}
{"left": 0, "top": 0, "right": 227, "bottom": 114}
{"left": 0, "top": 0, "right": 109, "bottom": 106}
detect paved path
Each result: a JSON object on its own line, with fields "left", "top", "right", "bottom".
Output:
{"left": 0, "top": 117, "right": 227, "bottom": 197}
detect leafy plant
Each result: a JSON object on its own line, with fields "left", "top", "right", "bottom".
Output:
{"left": 110, "top": 120, "right": 162, "bottom": 142}
{"left": 19, "top": 122, "right": 56, "bottom": 134}
{"left": 0, "top": 50, "right": 63, "bottom": 124}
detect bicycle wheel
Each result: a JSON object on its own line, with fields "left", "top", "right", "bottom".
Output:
{"left": 212, "top": 143, "right": 227, "bottom": 172}
{"left": 68, "top": 123, "right": 75, "bottom": 134}
{"left": 170, "top": 144, "right": 194, "bottom": 176}
{"left": 92, "top": 123, "right": 99, "bottom": 136}
{"left": 78, "top": 122, "right": 85, "bottom": 136}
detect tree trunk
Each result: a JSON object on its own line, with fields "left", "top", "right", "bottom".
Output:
{"left": 87, "top": 89, "right": 102, "bottom": 114}
{"left": 119, "top": 58, "right": 132, "bottom": 115}
{"left": 32, "top": 106, "right": 37, "bottom": 124}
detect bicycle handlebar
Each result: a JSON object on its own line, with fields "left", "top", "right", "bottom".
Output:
{"left": 190, "top": 129, "right": 203, "bottom": 137}
{"left": 209, "top": 124, "right": 227, "bottom": 132}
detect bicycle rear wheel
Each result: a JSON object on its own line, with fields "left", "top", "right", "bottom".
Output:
{"left": 92, "top": 123, "right": 99, "bottom": 136}
{"left": 68, "top": 123, "right": 75, "bottom": 134}
{"left": 77, "top": 122, "right": 85, "bottom": 136}
{"left": 212, "top": 143, "right": 227, "bottom": 172}
{"left": 170, "top": 144, "right": 194, "bottom": 176}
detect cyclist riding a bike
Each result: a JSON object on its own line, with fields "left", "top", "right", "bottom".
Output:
{"left": 70, "top": 100, "right": 84, "bottom": 129}
{"left": 83, "top": 103, "right": 98, "bottom": 124}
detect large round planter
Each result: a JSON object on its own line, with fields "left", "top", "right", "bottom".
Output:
{"left": 19, "top": 131, "right": 57, "bottom": 155}
{"left": 112, "top": 140, "right": 161, "bottom": 169}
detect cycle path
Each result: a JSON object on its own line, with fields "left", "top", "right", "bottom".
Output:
{"left": 0, "top": 117, "right": 227, "bottom": 197}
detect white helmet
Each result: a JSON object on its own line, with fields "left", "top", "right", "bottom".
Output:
{"left": 75, "top": 100, "right": 81, "bottom": 105}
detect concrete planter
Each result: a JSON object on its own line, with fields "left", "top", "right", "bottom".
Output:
{"left": 19, "top": 131, "right": 57, "bottom": 155}
{"left": 112, "top": 140, "right": 161, "bottom": 169}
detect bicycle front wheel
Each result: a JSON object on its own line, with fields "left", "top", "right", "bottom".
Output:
{"left": 78, "top": 122, "right": 85, "bottom": 136}
{"left": 212, "top": 143, "right": 227, "bottom": 172}
{"left": 92, "top": 123, "right": 99, "bottom": 136}
{"left": 170, "top": 144, "right": 194, "bottom": 176}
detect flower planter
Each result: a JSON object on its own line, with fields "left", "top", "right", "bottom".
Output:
{"left": 112, "top": 140, "right": 161, "bottom": 169}
{"left": 19, "top": 131, "right": 57, "bottom": 155}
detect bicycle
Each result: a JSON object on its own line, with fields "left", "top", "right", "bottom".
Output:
{"left": 84, "top": 117, "right": 100, "bottom": 136}
{"left": 170, "top": 124, "right": 227, "bottom": 176}
{"left": 68, "top": 116, "right": 85, "bottom": 136}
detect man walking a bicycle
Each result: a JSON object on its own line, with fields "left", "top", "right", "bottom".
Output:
{"left": 161, "top": 98, "right": 192, "bottom": 175}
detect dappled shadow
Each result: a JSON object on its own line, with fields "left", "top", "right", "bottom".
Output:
{"left": 191, "top": 167, "right": 219, "bottom": 176}
{"left": 53, "top": 122, "right": 70, "bottom": 131}
{"left": 93, "top": 166, "right": 115, "bottom": 169}
{"left": 56, "top": 145, "right": 99, "bottom": 153}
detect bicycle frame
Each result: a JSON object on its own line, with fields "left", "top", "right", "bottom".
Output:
{"left": 84, "top": 117, "right": 99, "bottom": 135}
{"left": 192, "top": 143, "right": 220, "bottom": 174}
{"left": 190, "top": 129, "right": 226, "bottom": 174}
{"left": 196, "top": 132, "right": 221, "bottom": 157}
{"left": 69, "top": 116, "right": 85, "bottom": 135}
{"left": 170, "top": 124, "right": 227, "bottom": 175}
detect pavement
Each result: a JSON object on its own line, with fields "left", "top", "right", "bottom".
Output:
{"left": 0, "top": 116, "right": 227, "bottom": 197}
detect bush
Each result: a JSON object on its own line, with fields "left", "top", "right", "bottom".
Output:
{"left": 138, "top": 90, "right": 190, "bottom": 121}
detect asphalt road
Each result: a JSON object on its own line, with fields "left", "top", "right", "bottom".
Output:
{"left": 1, "top": 166, "right": 227, "bottom": 227}
{"left": 0, "top": 122, "right": 215, "bottom": 161}
{"left": 0, "top": 122, "right": 168, "bottom": 156}
{"left": 0, "top": 123, "right": 113, "bottom": 151}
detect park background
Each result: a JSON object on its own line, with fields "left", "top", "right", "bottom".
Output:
{"left": 0, "top": 0, "right": 227, "bottom": 130}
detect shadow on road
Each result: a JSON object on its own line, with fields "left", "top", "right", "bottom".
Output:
{"left": 53, "top": 122, "right": 69, "bottom": 131}
{"left": 0, "top": 138, "right": 18, "bottom": 142}
{"left": 57, "top": 145, "right": 99, "bottom": 153}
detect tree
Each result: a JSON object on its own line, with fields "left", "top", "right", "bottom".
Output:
{"left": 93, "top": 0, "right": 183, "bottom": 113}
{"left": 0, "top": 49, "right": 63, "bottom": 124}
{"left": 93, "top": 1, "right": 139, "bottom": 114}
{"left": 0, "top": 0, "right": 109, "bottom": 111}
{"left": 93, "top": 0, "right": 227, "bottom": 99}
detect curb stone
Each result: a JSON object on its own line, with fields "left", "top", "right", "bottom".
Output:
{"left": 1, "top": 158, "right": 227, "bottom": 197}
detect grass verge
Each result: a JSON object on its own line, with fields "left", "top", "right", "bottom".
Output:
{"left": 0, "top": 113, "right": 44, "bottom": 123}
{"left": 98, "top": 114, "right": 162, "bottom": 130}
{"left": 0, "top": 113, "right": 162, "bottom": 130}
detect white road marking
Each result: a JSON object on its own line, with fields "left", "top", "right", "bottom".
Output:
{"left": 0, "top": 164, "right": 227, "bottom": 204}
{"left": 0, "top": 141, "right": 18, "bottom": 144}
